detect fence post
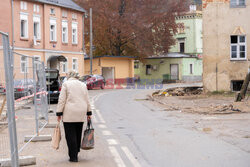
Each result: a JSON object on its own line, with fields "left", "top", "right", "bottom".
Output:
{"left": 41, "top": 62, "right": 49, "bottom": 122}
{"left": 32, "top": 58, "right": 39, "bottom": 135}
{"left": 1, "top": 32, "right": 19, "bottom": 166}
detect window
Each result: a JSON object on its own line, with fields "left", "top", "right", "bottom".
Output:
{"left": 20, "top": 1, "right": 27, "bottom": 10}
{"left": 20, "top": 14, "right": 28, "bottom": 38}
{"left": 189, "top": 64, "right": 194, "bottom": 74}
{"left": 33, "top": 16, "right": 41, "bottom": 40}
{"left": 146, "top": 65, "right": 152, "bottom": 75}
{"left": 62, "top": 11, "right": 67, "bottom": 18}
{"left": 72, "top": 22, "right": 78, "bottom": 44}
{"left": 34, "top": 56, "right": 41, "bottom": 70}
{"left": 230, "top": 0, "right": 245, "bottom": 7}
{"left": 72, "top": 13, "right": 77, "bottom": 19}
{"left": 62, "top": 60, "right": 68, "bottom": 73}
{"left": 62, "top": 21, "right": 68, "bottom": 43}
{"left": 50, "top": 19, "right": 57, "bottom": 41}
{"left": 134, "top": 63, "right": 139, "bottom": 69}
{"left": 50, "top": 8, "right": 55, "bottom": 14}
{"left": 180, "top": 42, "right": 185, "bottom": 53}
{"left": 178, "top": 38, "right": 185, "bottom": 53}
{"left": 177, "top": 23, "right": 185, "bottom": 34}
{"left": 230, "top": 35, "right": 246, "bottom": 60}
{"left": 21, "top": 56, "right": 28, "bottom": 73}
{"left": 231, "top": 80, "right": 243, "bottom": 91}
{"left": 72, "top": 58, "right": 78, "bottom": 71}
{"left": 33, "top": 4, "right": 39, "bottom": 12}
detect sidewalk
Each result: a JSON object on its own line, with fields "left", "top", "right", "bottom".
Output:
{"left": 1, "top": 103, "right": 117, "bottom": 167}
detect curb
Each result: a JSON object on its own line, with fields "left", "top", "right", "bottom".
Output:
{"left": 0, "top": 156, "right": 36, "bottom": 167}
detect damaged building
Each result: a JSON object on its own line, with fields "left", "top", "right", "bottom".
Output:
{"left": 202, "top": 0, "right": 250, "bottom": 92}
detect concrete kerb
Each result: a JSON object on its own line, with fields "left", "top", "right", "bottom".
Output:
{"left": 39, "top": 122, "right": 57, "bottom": 128}
{"left": 0, "top": 156, "right": 36, "bottom": 167}
{"left": 24, "top": 135, "right": 52, "bottom": 142}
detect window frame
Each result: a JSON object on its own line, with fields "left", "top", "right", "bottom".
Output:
{"left": 230, "top": 35, "right": 247, "bottom": 60}
{"left": 20, "top": 13, "right": 29, "bottom": 39}
{"left": 72, "top": 13, "right": 77, "bottom": 20}
{"left": 34, "top": 55, "right": 41, "bottom": 70}
{"left": 50, "top": 8, "right": 55, "bottom": 15}
{"left": 62, "top": 21, "right": 68, "bottom": 43}
{"left": 20, "top": 1, "right": 27, "bottom": 10}
{"left": 146, "top": 64, "right": 152, "bottom": 75}
{"left": 72, "top": 58, "right": 78, "bottom": 72}
{"left": 50, "top": 18, "right": 57, "bottom": 42}
{"left": 21, "top": 56, "right": 28, "bottom": 73}
{"left": 72, "top": 22, "right": 78, "bottom": 44}
{"left": 189, "top": 63, "right": 194, "bottom": 74}
{"left": 61, "top": 58, "right": 68, "bottom": 73}
{"left": 62, "top": 11, "right": 68, "bottom": 18}
{"left": 230, "top": 0, "right": 246, "bottom": 7}
{"left": 33, "top": 15, "right": 41, "bottom": 40}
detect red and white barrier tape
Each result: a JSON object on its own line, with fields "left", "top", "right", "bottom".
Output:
{"left": 15, "top": 91, "right": 48, "bottom": 102}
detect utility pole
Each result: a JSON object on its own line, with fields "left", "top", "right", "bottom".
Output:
{"left": 90, "top": 8, "right": 93, "bottom": 75}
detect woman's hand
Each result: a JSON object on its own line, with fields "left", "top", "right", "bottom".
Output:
{"left": 57, "top": 116, "right": 62, "bottom": 122}
{"left": 87, "top": 115, "right": 91, "bottom": 121}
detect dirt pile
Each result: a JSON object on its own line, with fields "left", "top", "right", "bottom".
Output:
{"left": 153, "top": 87, "right": 203, "bottom": 97}
{"left": 151, "top": 87, "right": 250, "bottom": 115}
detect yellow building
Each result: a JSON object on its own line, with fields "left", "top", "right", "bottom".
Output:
{"left": 84, "top": 56, "right": 134, "bottom": 84}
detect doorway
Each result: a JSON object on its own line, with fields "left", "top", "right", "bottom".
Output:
{"left": 102, "top": 67, "right": 115, "bottom": 84}
{"left": 170, "top": 64, "right": 179, "bottom": 80}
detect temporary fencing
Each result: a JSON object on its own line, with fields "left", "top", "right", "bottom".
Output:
{"left": 0, "top": 31, "right": 49, "bottom": 167}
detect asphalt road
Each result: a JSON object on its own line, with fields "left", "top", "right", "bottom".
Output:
{"left": 6, "top": 83, "right": 249, "bottom": 167}
{"left": 89, "top": 85, "right": 250, "bottom": 167}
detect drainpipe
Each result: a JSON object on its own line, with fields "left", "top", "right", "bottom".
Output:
{"left": 11, "top": 0, "right": 14, "bottom": 51}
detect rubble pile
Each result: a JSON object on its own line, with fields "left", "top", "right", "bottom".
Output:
{"left": 153, "top": 86, "right": 203, "bottom": 97}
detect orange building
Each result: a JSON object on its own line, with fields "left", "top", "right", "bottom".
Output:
{"left": 0, "top": 0, "right": 86, "bottom": 79}
{"left": 84, "top": 56, "right": 135, "bottom": 84}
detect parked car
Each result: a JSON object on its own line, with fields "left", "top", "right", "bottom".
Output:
{"left": 80, "top": 75, "right": 106, "bottom": 90}
{"left": 45, "top": 69, "right": 61, "bottom": 102}
{"left": 0, "top": 83, "right": 6, "bottom": 94}
{"left": 14, "top": 79, "right": 34, "bottom": 99}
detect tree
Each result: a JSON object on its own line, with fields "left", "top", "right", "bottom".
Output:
{"left": 75, "top": 0, "right": 190, "bottom": 59}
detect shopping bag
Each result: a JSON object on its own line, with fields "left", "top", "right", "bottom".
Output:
{"left": 51, "top": 122, "right": 61, "bottom": 150}
{"left": 81, "top": 120, "right": 94, "bottom": 150}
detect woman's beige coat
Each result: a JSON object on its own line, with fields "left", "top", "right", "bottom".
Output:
{"left": 56, "top": 78, "right": 91, "bottom": 122}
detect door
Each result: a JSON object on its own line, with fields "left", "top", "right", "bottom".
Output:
{"left": 170, "top": 64, "right": 179, "bottom": 80}
{"left": 102, "top": 67, "right": 115, "bottom": 84}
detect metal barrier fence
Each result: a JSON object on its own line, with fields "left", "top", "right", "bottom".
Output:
{"left": 0, "top": 32, "right": 49, "bottom": 167}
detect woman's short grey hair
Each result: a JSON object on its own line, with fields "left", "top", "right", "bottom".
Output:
{"left": 67, "top": 70, "right": 80, "bottom": 79}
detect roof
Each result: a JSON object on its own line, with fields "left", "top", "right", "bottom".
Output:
{"left": 33, "top": 0, "right": 85, "bottom": 13}
{"left": 84, "top": 55, "right": 135, "bottom": 60}
{"left": 146, "top": 53, "right": 197, "bottom": 59}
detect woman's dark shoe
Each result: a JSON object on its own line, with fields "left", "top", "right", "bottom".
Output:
{"left": 69, "top": 158, "right": 78, "bottom": 162}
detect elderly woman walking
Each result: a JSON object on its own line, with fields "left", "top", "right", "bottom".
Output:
{"left": 56, "top": 71, "right": 92, "bottom": 162}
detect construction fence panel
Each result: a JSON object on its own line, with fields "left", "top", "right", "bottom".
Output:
{"left": 0, "top": 32, "right": 12, "bottom": 164}
{"left": 0, "top": 32, "right": 49, "bottom": 167}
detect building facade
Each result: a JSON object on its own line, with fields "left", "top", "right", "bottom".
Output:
{"left": 85, "top": 56, "right": 134, "bottom": 84}
{"left": 170, "top": 10, "right": 202, "bottom": 57}
{"left": 203, "top": 0, "right": 250, "bottom": 92}
{"left": 135, "top": 8, "right": 203, "bottom": 83}
{"left": 0, "top": 0, "right": 85, "bottom": 79}
{"left": 134, "top": 53, "right": 202, "bottom": 83}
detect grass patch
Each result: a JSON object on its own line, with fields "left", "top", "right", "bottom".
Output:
{"left": 207, "top": 91, "right": 235, "bottom": 97}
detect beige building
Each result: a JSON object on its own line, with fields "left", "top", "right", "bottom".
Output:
{"left": 203, "top": 0, "right": 250, "bottom": 92}
{"left": 0, "top": 0, "right": 85, "bottom": 79}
